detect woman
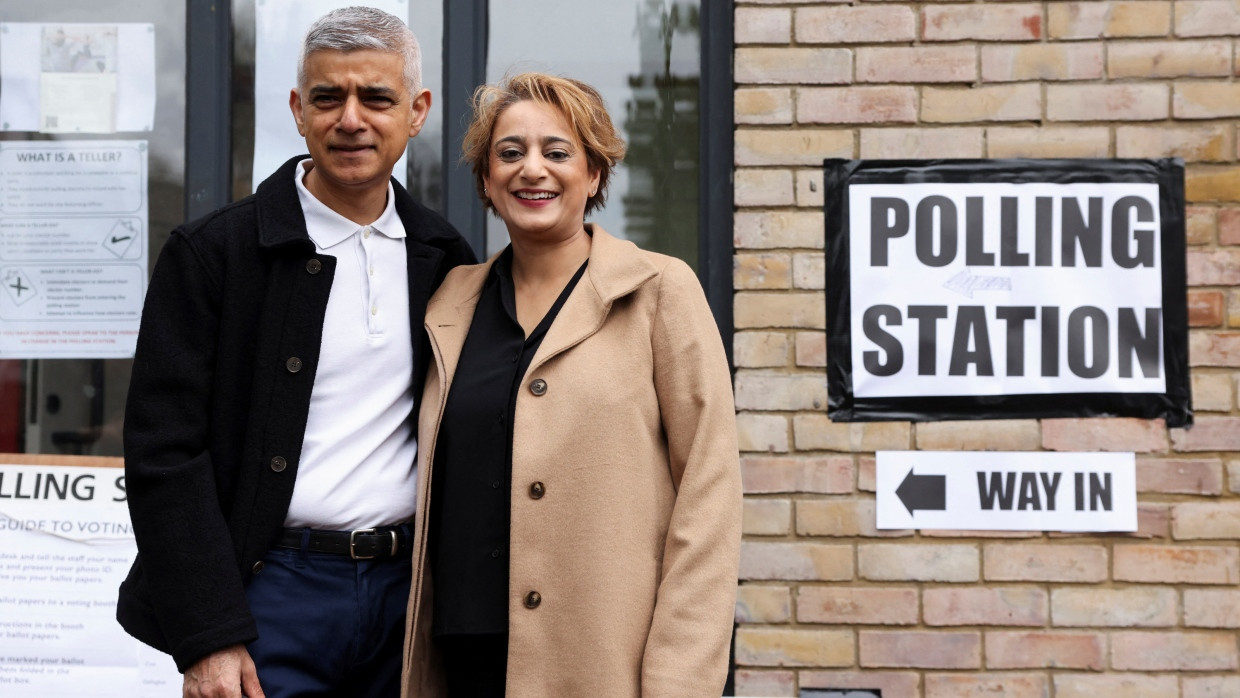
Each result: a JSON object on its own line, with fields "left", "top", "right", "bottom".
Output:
{"left": 402, "top": 73, "right": 741, "bottom": 697}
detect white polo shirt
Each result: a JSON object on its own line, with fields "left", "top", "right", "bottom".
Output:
{"left": 284, "top": 159, "right": 418, "bottom": 530}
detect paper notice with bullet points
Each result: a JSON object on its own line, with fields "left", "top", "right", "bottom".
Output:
{"left": 0, "top": 140, "right": 148, "bottom": 359}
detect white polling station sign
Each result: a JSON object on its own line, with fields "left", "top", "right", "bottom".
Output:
{"left": 850, "top": 182, "right": 1164, "bottom": 398}
{"left": 876, "top": 451, "right": 1137, "bottom": 532}
{"left": 823, "top": 159, "right": 1191, "bottom": 427}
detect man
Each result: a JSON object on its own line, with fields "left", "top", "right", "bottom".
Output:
{"left": 116, "top": 7, "right": 474, "bottom": 697}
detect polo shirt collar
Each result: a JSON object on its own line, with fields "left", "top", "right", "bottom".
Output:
{"left": 294, "top": 158, "right": 406, "bottom": 250}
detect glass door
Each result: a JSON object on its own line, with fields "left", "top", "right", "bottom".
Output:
{"left": 483, "top": 0, "right": 702, "bottom": 264}
{"left": 0, "top": 0, "right": 185, "bottom": 456}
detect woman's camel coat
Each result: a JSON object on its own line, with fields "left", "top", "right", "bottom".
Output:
{"left": 401, "top": 227, "right": 742, "bottom": 697}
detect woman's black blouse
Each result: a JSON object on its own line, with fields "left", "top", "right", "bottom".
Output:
{"left": 429, "top": 247, "right": 587, "bottom": 636}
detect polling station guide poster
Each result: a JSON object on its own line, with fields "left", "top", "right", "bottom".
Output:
{"left": 0, "top": 458, "right": 179, "bottom": 696}
{"left": 824, "top": 158, "right": 1190, "bottom": 426}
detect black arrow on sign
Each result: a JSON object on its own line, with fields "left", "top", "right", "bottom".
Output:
{"left": 896, "top": 468, "right": 946, "bottom": 515}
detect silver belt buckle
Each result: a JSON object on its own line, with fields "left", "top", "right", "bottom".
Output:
{"left": 349, "top": 528, "right": 377, "bottom": 560}
{"left": 349, "top": 528, "right": 399, "bottom": 559}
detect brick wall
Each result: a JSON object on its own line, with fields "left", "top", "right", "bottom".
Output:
{"left": 731, "top": 1, "right": 1240, "bottom": 696}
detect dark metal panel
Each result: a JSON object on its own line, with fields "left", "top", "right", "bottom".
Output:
{"left": 699, "top": 0, "right": 735, "bottom": 367}
{"left": 185, "top": 0, "right": 233, "bottom": 222}
{"left": 443, "top": 0, "right": 488, "bottom": 258}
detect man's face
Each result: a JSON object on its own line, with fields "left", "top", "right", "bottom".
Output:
{"left": 289, "top": 49, "right": 430, "bottom": 200}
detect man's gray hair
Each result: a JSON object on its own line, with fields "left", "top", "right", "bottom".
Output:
{"left": 297, "top": 6, "right": 422, "bottom": 94}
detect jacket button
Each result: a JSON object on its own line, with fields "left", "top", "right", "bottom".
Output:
{"left": 305, "top": 258, "right": 322, "bottom": 274}
{"left": 286, "top": 356, "right": 303, "bottom": 373}
{"left": 252, "top": 561, "right": 265, "bottom": 574}
{"left": 529, "top": 378, "right": 547, "bottom": 396}
{"left": 529, "top": 481, "right": 545, "bottom": 499}
{"left": 270, "top": 456, "right": 287, "bottom": 472}
{"left": 524, "top": 591, "right": 541, "bottom": 609}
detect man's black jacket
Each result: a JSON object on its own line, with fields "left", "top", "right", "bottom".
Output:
{"left": 116, "top": 156, "right": 476, "bottom": 672}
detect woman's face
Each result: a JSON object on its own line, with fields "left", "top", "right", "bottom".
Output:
{"left": 483, "top": 100, "right": 600, "bottom": 244}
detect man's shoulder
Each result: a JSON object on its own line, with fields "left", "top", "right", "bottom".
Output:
{"left": 167, "top": 194, "right": 263, "bottom": 260}
{"left": 183, "top": 193, "right": 261, "bottom": 234}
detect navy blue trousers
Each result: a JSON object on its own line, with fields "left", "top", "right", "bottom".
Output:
{"left": 244, "top": 544, "right": 411, "bottom": 698}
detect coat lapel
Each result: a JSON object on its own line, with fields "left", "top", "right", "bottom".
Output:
{"left": 426, "top": 226, "right": 658, "bottom": 380}
{"left": 530, "top": 225, "right": 658, "bottom": 370}
{"left": 424, "top": 259, "right": 494, "bottom": 387}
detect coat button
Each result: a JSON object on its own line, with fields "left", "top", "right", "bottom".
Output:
{"left": 529, "top": 481, "right": 545, "bottom": 499}
{"left": 286, "top": 357, "right": 303, "bottom": 373}
{"left": 524, "top": 591, "right": 541, "bottom": 609}
{"left": 252, "top": 561, "right": 265, "bottom": 574}
{"left": 529, "top": 378, "right": 547, "bottom": 396}
{"left": 270, "top": 456, "right": 287, "bottom": 472}
{"left": 305, "top": 258, "right": 322, "bottom": 274}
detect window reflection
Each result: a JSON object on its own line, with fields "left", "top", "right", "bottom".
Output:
{"left": 484, "top": 0, "right": 700, "bottom": 268}
{"left": 231, "top": 0, "right": 446, "bottom": 211}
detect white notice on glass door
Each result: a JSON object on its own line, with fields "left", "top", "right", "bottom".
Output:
{"left": 0, "top": 463, "right": 180, "bottom": 697}
{"left": 0, "top": 140, "right": 148, "bottom": 359}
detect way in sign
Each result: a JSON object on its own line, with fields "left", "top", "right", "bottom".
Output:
{"left": 877, "top": 451, "right": 1136, "bottom": 532}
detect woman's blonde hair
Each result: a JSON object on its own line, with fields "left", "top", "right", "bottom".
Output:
{"left": 461, "top": 72, "right": 627, "bottom": 216}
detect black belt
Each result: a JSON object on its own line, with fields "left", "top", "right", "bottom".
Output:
{"left": 275, "top": 526, "right": 411, "bottom": 560}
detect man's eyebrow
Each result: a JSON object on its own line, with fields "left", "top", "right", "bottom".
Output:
{"left": 358, "top": 85, "right": 399, "bottom": 98}
{"left": 306, "top": 84, "right": 400, "bottom": 98}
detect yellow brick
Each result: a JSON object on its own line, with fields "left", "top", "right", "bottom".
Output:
{"left": 915, "top": 420, "right": 1042, "bottom": 451}
{"left": 1108, "top": 1, "right": 1173, "bottom": 36}
{"left": 735, "top": 169, "right": 795, "bottom": 207}
{"left": 793, "top": 414, "right": 912, "bottom": 452}
{"left": 735, "top": 585, "right": 792, "bottom": 624}
{"left": 736, "top": 88, "right": 793, "bottom": 125}
{"left": 734, "top": 331, "right": 791, "bottom": 369}
{"left": 921, "top": 84, "right": 1041, "bottom": 123}
{"left": 736, "top": 129, "right": 853, "bottom": 166}
{"left": 734, "top": 210, "right": 824, "bottom": 250}
{"left": 735, "top": 628, "right": 855, "bottom": 667}
{"left": 735, "top": 292, "right": 826, "bottom": 330}
{"left": 860, "top": 127, "right": 984, "bottom": 159}
{"left": 1109, "top": 40, "right": 1230, "bottom": 78}
{"left": 1186, "top": 206, "right": 1218, "bottom": 246}
{"left": 734, "top": 253, "right": 792, "bottom": 290}
{"left": 1187, "top": 166, "right": 1240, "bottom": 203}
{"left": 797, "top": 170, "right": 826, "bottom": 208}
{"left": 735, "top": 6, "right": 791, "bottom": 44}
{"left": 980, "top": 43, "right": 1104, "bottom": 82}
{"left": 1175, "top": 82, "right": 1240, "bottom": 119}
{"left": 987, "top": 127, "right": 1110, "bottom": 158}
{"left": 1117, "top": 125, "right": 1233, "bottom": 162}
{"left": 736, "top": 47, "right": 852, "bottom": 85}
{"left": 743, "top": 498, "right": 793, "bottom": 536}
